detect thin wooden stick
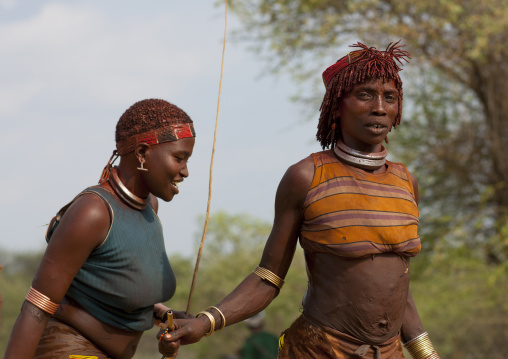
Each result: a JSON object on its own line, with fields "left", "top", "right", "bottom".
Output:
{"left": 186, "top": 0, "right": 228, "bottom": 316}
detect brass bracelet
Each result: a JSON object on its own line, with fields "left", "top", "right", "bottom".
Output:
{"left": 206, "top": 306, "right": 226, "bottom": 331}
{"left": 195, "top": 311, "right": 215, "bottom": 337}
{"left": 404, "top": 332, "right": 439, "bottom": 359}
{"left": 253, "top": 266, "right": 285, "bottom": 289}
{"left": 25, "top": 286, "right": 59, "bottom": 315}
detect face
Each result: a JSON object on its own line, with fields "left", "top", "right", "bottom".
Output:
{"left": 338, "top": 78, "right": 399, "bottom": 152}
{"left": 140, "top": 137, "right": 195, "bottom": 202}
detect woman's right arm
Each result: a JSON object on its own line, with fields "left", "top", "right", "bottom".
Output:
{"left": 5, "top": 193, "right": 111, "bottom": 359}
{"left": 162, "top": 157, "right": 314, "bottom": 346}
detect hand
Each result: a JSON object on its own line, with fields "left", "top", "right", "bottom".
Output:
{"left": 157, "top": 326, "right": 180, "bottom": 358}
{"left": 153, "top": 305, "right": 192, "bottom": 327}
{"left": 163, "top": 317, "right": 211, "bottom": 345}
{"left": 172, "top": 310, "right": 193, "bottom": 319}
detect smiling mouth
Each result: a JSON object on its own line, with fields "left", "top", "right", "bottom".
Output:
{"left": 171, "top": 181, "right": 181, "bottom": 192}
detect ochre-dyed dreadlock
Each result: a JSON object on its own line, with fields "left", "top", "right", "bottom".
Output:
{"left": 317, "top": 41, "right": 411, "bottom": 149}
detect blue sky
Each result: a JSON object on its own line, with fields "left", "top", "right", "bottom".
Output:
{"left": 0, "top": 0, "right": 324, "bottom": 257}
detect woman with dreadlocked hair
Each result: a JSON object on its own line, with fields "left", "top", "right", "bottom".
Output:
{"left": 161, "top": 41, "right": 440, "bottom": 359}
{"left": 6, "top": 99, "right": 195, "bottom": 359}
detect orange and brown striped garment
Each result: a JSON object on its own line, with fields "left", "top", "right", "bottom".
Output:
{"left": 300, "top": 150, "right": 421, "bottom": 258}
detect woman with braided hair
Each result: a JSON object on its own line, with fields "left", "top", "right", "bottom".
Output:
{"left": 5, "top": 99, "right": 195, "bottom": 359}
{"left": 161, "top": 42, "right": 440, "bottom": 359}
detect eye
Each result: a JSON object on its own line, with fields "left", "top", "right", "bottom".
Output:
{"left": 357, "top": 92, "right": 371, "bottom": 100}
{"left": 385, "top": 94, "right": 398, "bottom": 102}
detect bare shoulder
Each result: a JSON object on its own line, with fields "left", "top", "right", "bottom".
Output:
{"left": 275, "top": 155, "right": 315, "bottom": 210}
{"left": 280, "top": 156, "right": 315, "bottom": 193}
{"left": 259, "top": 156, "right": 315, "bottom": 273}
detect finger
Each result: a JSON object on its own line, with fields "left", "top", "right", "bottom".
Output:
{"left": 158, "top": 329, "right": 178, "bottom": 343}
{"left": 159, "top": 342, "right": 180, "bottom": 351}
{"left": 158, "top": 340, "right": 179, "bottom": 357}
{"left": 161, "top": 334, "right": 180, "bottom": 346}
{"left": 164, "top": 328, "right": 188, "bottom": 342}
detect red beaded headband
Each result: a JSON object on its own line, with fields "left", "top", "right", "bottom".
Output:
{"left": 116, "top": 123, "right": 196, "bottom": 156}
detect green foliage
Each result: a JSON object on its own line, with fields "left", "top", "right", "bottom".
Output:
{"left": 228, "top": 0, "right": 508, "bottom": 264}
{"left": 229, "top": 0, "right": 508, "bottom": 70}
{"left": 1, "top": 212, "right": 507, "bottom": 358}
{"left": 0, "top": 250, "right": 43, "bottom": 351}
{"left": 410, "top": 248, "right": 508, "bottom": 358}
{"left": 387, "top": 65, "right": 490, "bottom": 253}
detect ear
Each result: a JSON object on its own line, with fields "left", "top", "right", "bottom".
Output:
{"left": 134, "top": 143, "right": 151, "bottom": 163}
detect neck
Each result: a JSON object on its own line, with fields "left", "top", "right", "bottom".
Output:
{"left": 334, "top": 138, "right": 387, "bottom": 171}
{"left": 108, "top": 167, "right": 149, "bottom": 210}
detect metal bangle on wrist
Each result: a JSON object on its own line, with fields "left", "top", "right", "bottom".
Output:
{"left": 195, "top": 311, "right": 216, "bottom": 337}
{"left": 206, "top": 306, "right": 226, "bottom": 331}
{"left": 195, "top": 306, "right": 227, "bottom": 337}
{"left": 403, "top": 332, "right": 440, "bottom": 359}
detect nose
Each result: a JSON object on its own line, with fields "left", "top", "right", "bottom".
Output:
{"left": 180, "top": 162, "right": 189, "bottom": 178}
{"left": 372, "top": 96, "right": 387, "bottom": 116}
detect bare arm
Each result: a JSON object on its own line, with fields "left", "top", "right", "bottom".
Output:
{"left": 401, "top": 171, "right": 427, "bottom": 342}
{"left": 400, "top": 290, "right": 425, "bottom": 343}
{"left": 409, "top": 171, "right": 419, "bottom": 206}
{"left": 5, "top": 194, "right": 110, "bottom": 359}
{"left": 164, "top": 157, "right": 314, "bottom": 345}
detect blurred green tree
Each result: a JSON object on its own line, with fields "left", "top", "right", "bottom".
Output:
{"left": 228, "top": 0, "right": 508, "bottom": 262}
{"left": 0, "top": 251, "right": 43, "bottom": 352}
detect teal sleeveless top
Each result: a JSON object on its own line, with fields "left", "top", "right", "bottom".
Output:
{"left": 47, "top": 186, "right": 176, "bottom": 331}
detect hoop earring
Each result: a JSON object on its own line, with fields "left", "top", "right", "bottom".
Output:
{"left": 137, "top": 160, "right": 148, "bottom": 172}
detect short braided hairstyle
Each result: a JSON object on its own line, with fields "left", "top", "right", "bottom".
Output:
{"left": 116, "top": 99, "right": 192, "bottom": 143}
{"left": 317, "top": 41, "right": 410, "bottom": 149}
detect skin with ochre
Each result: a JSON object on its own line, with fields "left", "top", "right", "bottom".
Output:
{"left": 161, "top": 79, "right": 425, "bottom": 350}
{"left": 5, "top": 137, "right": 195, "bottom": 359}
